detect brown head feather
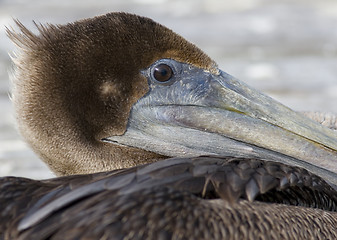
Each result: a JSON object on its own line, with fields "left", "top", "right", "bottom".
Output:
{"left": 8, "top": 12, "right": 217, "bottom": 175}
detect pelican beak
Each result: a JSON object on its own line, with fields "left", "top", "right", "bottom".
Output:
{"left": 106, "top": 60, "right": 337, "bottom": 185}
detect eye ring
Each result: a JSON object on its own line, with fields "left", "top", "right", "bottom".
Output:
{"left": 153, "top": 64, "right": 173, "bottom": 82}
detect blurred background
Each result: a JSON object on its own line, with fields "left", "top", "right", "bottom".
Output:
{"left": 0, "top": 0, "right": 336, "bottom": 179}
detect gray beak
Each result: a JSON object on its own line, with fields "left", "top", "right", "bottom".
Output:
{"left": 106, "top": 59, "right": 337, "bottom": 186}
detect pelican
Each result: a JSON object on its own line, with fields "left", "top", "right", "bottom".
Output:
{"left": 1, "top": 12, "right": 337, "bottom": 239}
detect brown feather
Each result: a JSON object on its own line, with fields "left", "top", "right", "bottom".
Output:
{"left": 8, "top": 13, "right": 216, "bottom": 175}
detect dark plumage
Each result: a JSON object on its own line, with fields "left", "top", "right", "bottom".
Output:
{"left": 1, "top": 157, "right": 337, "bottom": 239}
{"left": 2, "top": 12, "right": 337, "bottom": 239}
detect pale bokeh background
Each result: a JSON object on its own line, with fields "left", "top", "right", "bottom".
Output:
{"left": 0, "top": 0, "right": 337, "bottom": 179}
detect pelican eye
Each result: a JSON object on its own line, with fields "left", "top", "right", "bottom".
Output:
{"left": 153, "top": 64, "right": 173, "bottom": 82}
